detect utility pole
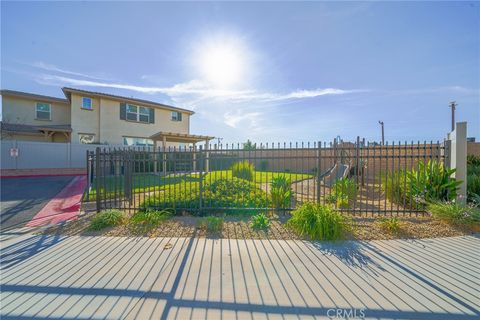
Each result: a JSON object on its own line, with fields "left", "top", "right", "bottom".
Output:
{"left": 449, "top": 101, "right": 457, "bottom": 131}
{"left": 378, "top": 121, "right": 385, "bottom": 145}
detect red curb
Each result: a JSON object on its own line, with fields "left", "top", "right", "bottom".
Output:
{"left": 26, "top": 176, "right": 88, "bottom": 227}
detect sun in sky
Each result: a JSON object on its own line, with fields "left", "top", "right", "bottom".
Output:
{"left": 194, "top": 35, "right": 248, "bottom": 88}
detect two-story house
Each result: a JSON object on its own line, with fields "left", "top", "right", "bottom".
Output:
{"left": 1, "top": 87, "right": 213, "bottom": 147}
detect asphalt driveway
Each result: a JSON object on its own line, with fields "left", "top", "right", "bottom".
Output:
{"left": 0, "top": 176, "right": 74, "bottom": 231}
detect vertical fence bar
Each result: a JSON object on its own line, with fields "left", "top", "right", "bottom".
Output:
{"left": 316, "top": 141, "right": 321, "bottom": 204}
{"left": 95, "top": 147, "right": 100, "bottom": 212}
{"left": 198, "top": 145, "right": 203, "bottom": 215}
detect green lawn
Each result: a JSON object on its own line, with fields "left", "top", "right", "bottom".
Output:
{"left": 87, "top": 170, "right": 312, "bottom": 200}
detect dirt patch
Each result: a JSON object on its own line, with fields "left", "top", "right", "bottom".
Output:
{"left": 348, "top": 217, "right": 480, "bottom": 240}
{"left": 40, "top": 211, "right": 479, "bottom": 241}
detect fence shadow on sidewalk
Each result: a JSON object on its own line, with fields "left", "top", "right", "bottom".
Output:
{"left": 1, "top": 235, "right": 479, "bottom": 319}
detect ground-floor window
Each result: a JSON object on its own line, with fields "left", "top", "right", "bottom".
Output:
{"left": 123, "top": 136, "right": 154, "bottom": 147}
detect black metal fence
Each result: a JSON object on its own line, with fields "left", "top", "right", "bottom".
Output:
{"left": 87, "top": 138, "right": 449, "bottom": 216}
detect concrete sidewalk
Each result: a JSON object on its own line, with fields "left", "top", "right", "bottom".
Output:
{"left": 0, "top": 232, "right": 479, "bottom": 319}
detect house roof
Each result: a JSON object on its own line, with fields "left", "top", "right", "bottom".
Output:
{"left": 1, "top": 88, "right": 195, "bottom": 115}
{"left": 1, "top": 122, "right": 72, "bottom": 135}
{"left": 62, "top": 87, "right": 195, "bottom": 115}
{"left": 0, "top": 90, "right": 69, "bottom": 104}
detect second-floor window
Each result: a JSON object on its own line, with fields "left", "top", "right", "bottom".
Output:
{"left": 120, "top": 102, "right": 154, "bottom": 123}
{"left": 82, "top": 97, "right": 92, "bottom": 110}
{"left": 171, "top": 111, "right": 182, "bottom": 121}
{"left": 36, "top": 102, "right": 51, "bottom": 120}
{"left": 126, "top": 104, "right": 150, "bottom": 123}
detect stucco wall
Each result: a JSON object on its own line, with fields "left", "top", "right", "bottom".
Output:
{"left": 1, "top": 95, "right": 70, "bottom": 126}
{"left": 97, "top": 97, "right": 190, "bottom": 145}
{"left": 467, "top": 142, "right": 480, "bottom": 157}
{"left": 70, "top": 94, "right": 101, "bottom": 143}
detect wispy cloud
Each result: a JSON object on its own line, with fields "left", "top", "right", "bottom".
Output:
{"left": 31, "top": 62, "right": 112, "bottom": 81}
{"left": 35, "top": 70, "right": 367, "bottom": 134}
{"left": 224, "top": 111, "right": 262, "bottom": 128}
{"left": 37, "top": 74, "right": 362, "bottom": 103}
{"left": 382, "top": 86, "right": 479, "bottom": 96}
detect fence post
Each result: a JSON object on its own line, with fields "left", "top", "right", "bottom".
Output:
{"left": 355, "top": 136, "right": 360, "bottom": 186}
{"left": 86, "top": 150, "right": 90, "bottom": 202}
{"left": 447, "top": 122, "right": 467, "bottom": 203}
{"left": 95, "top": 147, "right": 101, "bottom": 212}
{"left": 67, "top": 143, "right": 71, "bottom": 168}
{"left": 205, "top": 141, "right": 210, "bottom": 173}
{"left": 198, "top": 145, "right": 203, "bottom": 214}
{"left": 316, "top": 141, "right": 321, "bottom": 204}
{"left": 14, "top": 140, "right": 18, "bottom": 169}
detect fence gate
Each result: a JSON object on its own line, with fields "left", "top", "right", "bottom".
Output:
{"left": 87, "top": 139, "right": 451, "bottom": 216}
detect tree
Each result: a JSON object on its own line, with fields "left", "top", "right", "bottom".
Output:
{"left": 243, "top": 139, "right": 256, "bottom": 150}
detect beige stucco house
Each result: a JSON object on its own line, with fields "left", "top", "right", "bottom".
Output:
{"left": 1, "top": 87, "right": 213, "bottom": 147}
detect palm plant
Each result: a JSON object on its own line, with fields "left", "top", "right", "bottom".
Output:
{"left": 270, "top": 175, "right": 292, "bottom": 209}
{"left": 383, "top": 160, "right": 461, "bottom": 208}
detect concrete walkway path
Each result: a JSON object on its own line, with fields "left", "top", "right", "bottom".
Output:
{"left": 0, "top": 232, "right": 479, "bottom": 319}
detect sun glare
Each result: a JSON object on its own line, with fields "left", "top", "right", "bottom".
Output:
{"left": 196, "top": 37, "right": 246, "bottom": 88}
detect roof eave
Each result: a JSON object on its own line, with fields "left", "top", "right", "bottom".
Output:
{"left": 61, "top": 87, "right": 195, "bottom": 115}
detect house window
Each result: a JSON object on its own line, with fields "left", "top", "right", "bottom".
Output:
{"left": 123, "top": 137, "right": 154, "bottom": 147}
{"left": 82, "top": 97, "right": 92, "bottom": 110}
{"left": 126, "top": 104, "right": 138, "bottom": 121}
{"left": 126, "top": 104, "right": 151, "bottom": 123}
{"left": 79, "top": 133, "right": 95, "bottom": 144}
{"left": 36, "top": 102, "right": 51, "bottom": 120}
{"left": 171, "top": 111, "right": 182, "bottom": 121}
{"left": 139, "top": 107, "right": 150, "bottom": 123}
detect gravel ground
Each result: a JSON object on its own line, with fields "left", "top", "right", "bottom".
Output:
{"left": 41, "top": 211, "right": 479, "bottom": 241}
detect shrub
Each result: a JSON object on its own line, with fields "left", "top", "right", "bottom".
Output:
{"left": 428, "top": 202, "right": 480, "bottom": 224}
{"left": 199, "top": 216, "right": 223, "bottom": 232}
{"left": 251, "top": 213, "right": 270, "bottom": 231}
{"left": 470, "top": 193, "right": 480, "bottom": 206}
{"left": 467, "top": 156, "right": 480, "bottom": 204}
{"left": 379, "top": 217, "right": 401, "bottom": 233}
{"left": 327, "top": 178, "right": 357, "bottom": 208}
{"left": 383, "top": 160, "right": 461, "bottom": 208}
{"left": 270, "top": 175, "right": 292, "bottom": 209}
{"left": 287, "top": 203, "right": 350, "bottom": 240}
{"left": 89, "top": 209, "right": 125, "bottom": 231}
{"left": 468, "top": 174, "right": 480, "bottom": 202}
{"left": 130, "top": 209, "right": 172, "bottom": 227}
{"left": 140, "top": 177, "right": 269, "bottom": 213}
{"left": 467, "top": 155, "right": 480, "bottom": 166}
{"left": 205, "top": 177, "right": 270, "bottom": 209}
{"left": 231, "top": 160, "right": 255, "bottom": 181}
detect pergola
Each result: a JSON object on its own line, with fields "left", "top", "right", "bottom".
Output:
{"left": 148, "top": 131, "right": 215, "bottom": 175}
{"left": 37, "top": 126, "right": 71, "bottom": 141}
{"left": 149, "top": 131, "right": 215, "bottom": 149}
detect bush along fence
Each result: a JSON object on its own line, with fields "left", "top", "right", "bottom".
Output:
{"left": 85, "top": 137, "right": 465, "bottom": 217}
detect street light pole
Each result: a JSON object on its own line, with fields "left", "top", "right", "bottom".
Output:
{"left": 449, "top": 101, "right": 457, "bottom": 131}
{"left": 378, "top": 121, "right": 385, "bottom": 145}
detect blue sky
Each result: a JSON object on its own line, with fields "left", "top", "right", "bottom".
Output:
{"left": 1, "top": 1, "right": 479, "bottom": 143}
